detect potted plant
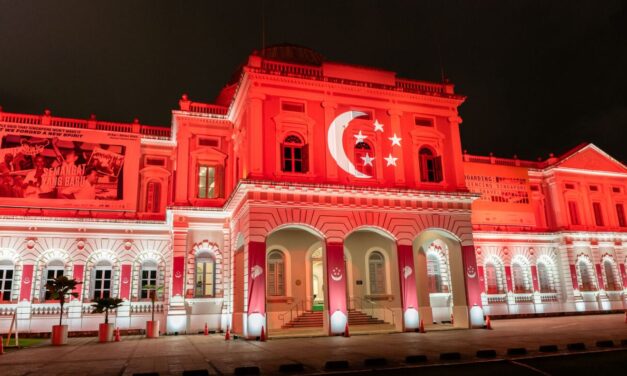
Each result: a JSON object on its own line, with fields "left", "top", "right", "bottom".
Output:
{"left": 91, "top": 297, "right": 123, "bottom": 342}
{"left": 143, "top": 284, "right": 163, "bottom": 338}
{"left": 45, "top": 276, "right": 81, "bottom": 346}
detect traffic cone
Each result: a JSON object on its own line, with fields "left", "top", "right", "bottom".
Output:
{"left": 204, "top": 323, "right": 208, "bottom": 336}
{"left": 114, "top": 327, "right": 121, "bottom": 342}
{"left": 451, "top": 313, "right": 454, "bottom": 326}
{"left": 419, "top": 319, "right": 426, "bottom": 333}
{"left": 259, "top": 326, "right": 266, "bottom": 342}
{"left": 0, "top": 335, "right": 4, "bottom": 355}
{"left": 343, "top": 322, "right": 350, "bottom": 337}
{"left": 224, "top": 325, "right": 231, "bottom": 341}
{"left": 485, "top": 315, "right": 492, "bottom": 330}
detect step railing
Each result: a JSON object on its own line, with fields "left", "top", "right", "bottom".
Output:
{"left": 277, "top": 299, "right": 307, "bottom": 327}
{"left": 350, "top": 297, "right": 395, "bottom": 325}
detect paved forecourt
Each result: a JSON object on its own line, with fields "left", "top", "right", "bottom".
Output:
{"left": 0, "top": 314, "right": 626, "bottom": 375}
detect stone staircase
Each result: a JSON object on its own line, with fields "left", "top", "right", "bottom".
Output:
{"left": 281, "top": 309, "right": 386, "bottom": 329}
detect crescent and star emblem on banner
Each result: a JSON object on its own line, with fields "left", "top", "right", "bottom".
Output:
{"left": 466, "top": 265, "right": 477, "bottom": 279}
{"left": 331, "top": 267, "right": 343, "bottom": 282}
{"left": 327, "top": 111, "right": 401, "bottom": 178}
{"left": 251, "top": 265, "right": 263, "bottom": 279}
{"left": 403, "top": 266, "right": 413, "bottom": 279}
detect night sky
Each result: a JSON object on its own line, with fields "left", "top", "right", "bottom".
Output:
{"left": 1, "top": 1, "right": 625, "bottom": 162}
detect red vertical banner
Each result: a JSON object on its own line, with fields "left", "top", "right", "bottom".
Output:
{"left": 247, "top": 241, "right": 266, "bottom": 337}
{"left": 477, "top": 265, "right": 485, "bottom": 290}
{"left": 119, "top": 264, "right": 132, "bottom": 300}
{"left": 397, "top": 244, "right": 419, "bottom": 330}
{"left": 172, "top": 256, "right": 185, "bottom": 297}
{"left": 530, "top": 265, "right": 539, "bottom": 291}
{"left": 72, "top": 264, "right": 84, "bottom": 301}
{"left": 595, "top": 264, "right": 604, "bottom": 289}
{"left": 19, "top": 264, "right": 34, "bottom": 302}
{"left": 619, "top": 264, "right": 627, "bottom": 288}
{"left": 461, "top": 245, "right": 483, "bottom": 307}
{"left": 569, "top": 264, "right": 578, "bottom": 289}
{"left": 504, "top": 265, "right": 513, "bottom": 292}
{"left": 326, "top": 241, "right": 347, "bottom": 334}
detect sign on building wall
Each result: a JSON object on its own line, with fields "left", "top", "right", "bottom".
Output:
{"left": 0, "top": 123, "right": 140, "bottom": 211}
{"left": 464, "top": 162, "right": 536, "bottom": 226}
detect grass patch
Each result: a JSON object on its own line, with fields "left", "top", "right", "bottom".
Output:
{"left": 4, "top": 338, "right": 47, "bottom": 348}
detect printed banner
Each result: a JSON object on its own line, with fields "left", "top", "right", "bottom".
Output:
{"left": 530, "top": 265, "right": 539, "bottom": 291}
{"left": 19, "top": 264, "right": 34, "bottom": 302}
{"left": 397, "top": 245, "right": 418, "bottom": 310}
{"left": 0, "top": 123, "right": 139, "bottom": 210}
{"left": 72, "top": 264, "right": 84, "bottom": 301}
{"left": 620, "top": 264, "right": 627, "bottom": 288}
{"left": 171, "top": 256, "right": 185, "bottom": 297}
{"left": 504, "top": 265, "right": 513, "bottom": 292}
{"left": 595, "top": 264, "right": 604, "bottom": 289}
{"left": 247, "top": 241, "right": 266, "bottom": 316}
{"left": 119, "top": 264, "right": 132, "bottom": 300}
{"left": 326, "top": 242, "right": 347, "bottom": 333}
{"left": 461, "top": 245, "right": 483, "bottom": 307}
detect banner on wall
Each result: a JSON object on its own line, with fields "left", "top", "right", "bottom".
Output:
{"left": 0, "top": 123, "right": 139, "bottom": 210}
{"left": 461, "top": 245, "right": 483, "bottom": 307}
{"left": 247, "top": 241, "right": 266, "bottom": 337}
{"left": 326, "top": 242, "right": 347, "bottom": 334}
{"left": 397, "top": 244, "right": 419, "bottom": 329}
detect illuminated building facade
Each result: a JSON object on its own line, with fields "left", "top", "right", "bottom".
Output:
{"left": 0, "top": 46, "right": 625, "bottom": 337}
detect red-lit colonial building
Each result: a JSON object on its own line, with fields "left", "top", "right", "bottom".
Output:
{"left": 0, "top": 46, "right": 625, "bottom": 337}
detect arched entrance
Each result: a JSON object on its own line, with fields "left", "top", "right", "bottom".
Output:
{"left": 344, "top": 228, "right": 401, "bottom": 333}
{"left": 265, "top": 225, "right": 326, "bottom": 337}
{"left": 413, "top": 229, "right": 470, "bottom": 328}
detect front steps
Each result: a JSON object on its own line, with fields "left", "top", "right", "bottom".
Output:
{"left": 281, "top": 309, "right": 387, "bottom": 329}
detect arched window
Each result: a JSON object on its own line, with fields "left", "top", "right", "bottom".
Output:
{"left": 267, "top": 250, "right": 285, "bottom": 296}
{"left": 368, "top": 251, "right": 386, "bottom": 294}
{"left": 145, "top": 181, "right": 161, "bottom": 213}
{"left": 419, "top": 147, "right": 443, "bottom": 183}
{"left": 0, "top": 260, "right": 14, "bottom": 302}
{"left": 577, "top": 258, "right": 596, "bottom": 291}
{"left": 281, "top": 135, "right": 308, "bottom": 173}
{"left": 140, "top": 260, "right": 158, "bottom": 299}
{"left": 512, "top": 262, "right": 531, "bottom": 293}
{"left": 427, "top": 252, "right": 444, "bottom": 293}
{"left": 537, "top": 262, "right": 555, "bottom": 293}
{"left": 485, "top": 260, "right": 505, "bottom": 294}
{"left": 92, "top": 260, "right": 113, "bottom": 299}
{"left": 42, "top": 259, "right": 65, "bottom": 301}
{"left": 602, "top": 258, "right": 620, "bottom": 291}
{"left": 195, "top": 253, "right": 215, "bottom": 297}
{"left": 354, "top": 142, "right": 374, "bottom": 177}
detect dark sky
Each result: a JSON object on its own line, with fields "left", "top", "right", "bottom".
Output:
{"left": 1, "top": 1, "right": 626, "bottom": 162}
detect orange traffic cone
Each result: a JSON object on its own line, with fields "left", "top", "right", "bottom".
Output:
{"left": 114, "top": 327, "right": 121, "bottom": 342}
{"left": 204, "top": 323, "right": 208, "bottom": 336}
{"left": 260, "top": 326, "right": 266, "bottom": 342}
{"left": 485, "top": 315, "right": 492, "bottom": 330}
{"left": 224, "top": 325, "right": 231, "bottom": 341}
{"left": 419, "top": 319, "right": 426, "bottom": 333}
{"left": 0, "top": 335, "right": 4, "bottom": 355}
{"left": 451, "top": 313, "right": 454, "bottom": 326}
{"left": 343, "top": 322, "right": 350, "bottom": 337}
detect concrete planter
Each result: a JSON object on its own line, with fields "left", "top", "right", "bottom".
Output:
{"left": 146, "top": 320, "right": 160, "bottom": 338}
{"left": 51, "top": 325, "right": 68, "bottom": 346}
{"left": 98, "top": 323, "right": 114, "bottom": 342}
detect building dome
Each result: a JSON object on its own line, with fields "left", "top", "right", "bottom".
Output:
{"left": 254, "top": 44, "right": 325, "bottom": 66}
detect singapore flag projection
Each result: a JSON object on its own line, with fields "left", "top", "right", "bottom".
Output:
{"left": 327, "top": 111, "right": 402, "bottom": 178}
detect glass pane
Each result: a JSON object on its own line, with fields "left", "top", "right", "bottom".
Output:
{"left": 294, "top": 161, "right": 302, "bottom": 172}
{"left": 294, "top": 148, "right": 301, "bottom": 159}
{"left": 284, "top": 147, "right": 292, "bottom": 159}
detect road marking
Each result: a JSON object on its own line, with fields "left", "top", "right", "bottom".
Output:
{"left": 509, "top": 360, "right": 551, "bottom": 375}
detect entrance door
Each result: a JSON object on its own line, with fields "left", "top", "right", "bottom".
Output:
{"left": 311, "top": 248, "right": 324, "bottom": 311}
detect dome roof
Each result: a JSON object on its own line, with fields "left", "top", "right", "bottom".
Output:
{"left": 254, "top": 44, "right": 325, "bottom": 66}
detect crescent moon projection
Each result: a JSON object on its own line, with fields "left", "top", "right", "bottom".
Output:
{"left": 328, "top": 111, "right": 371, "bottom": 178}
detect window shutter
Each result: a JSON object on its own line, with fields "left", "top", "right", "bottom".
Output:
{"left": 434, "top": 156, "right": 443, "bottom": 182}
{"left": 419, "top": 154, "right": 429, "bottom": 181}
{"left": 216, "top": 165, "right": 224, "bottom": 198}
{"left": 301, "top": 144, "right": 309, "bottom": 173}
{"left": 280, "top": 143, "right": 286, "bottom": 172}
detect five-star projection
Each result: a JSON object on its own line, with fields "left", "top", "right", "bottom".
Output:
{"left": 353, "top": 119, "right": 402, "bottom": 168}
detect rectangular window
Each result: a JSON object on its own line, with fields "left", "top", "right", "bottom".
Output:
{"left": 93, "top": 269, "right": 112, "bottom": 299}
{"left": 44, "top": 268, "right": 64, "bottom": 300}
{"left": 281, "top": 101, "right": 305, "bottom": 113}
{"left": 145, "top": 157, "right": 166, "bottom": 167}
{"left": 589, "top": 185, "right": 598, "bottom": 192}
{"left": 565, "top": 183, "right": 575, "bottom": 190}
{"left": 197, "top": 165, "right": 223, "bottom": 199}
{"left": 592, "top": 202, "right": 604, "bottom": 226}
{"left": 612, "top": 187, "right": 621, "bottom": 194}
{"left": 568, "top": 201, "right": 580, "bottom": 225}
{"left": 414, "top": 117, "right": 434, "bottom": 127}
{"left": 0, "top": 268, "right": 13, "bottom": 301}
{"left": 616, "top": 204, "right": 626, "bottom": 227}
{"left": 198, "top": 137, "right": 220, "bottom": 147}
{"left": 140, "top": 269, "right": 157, "bottom": 299}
